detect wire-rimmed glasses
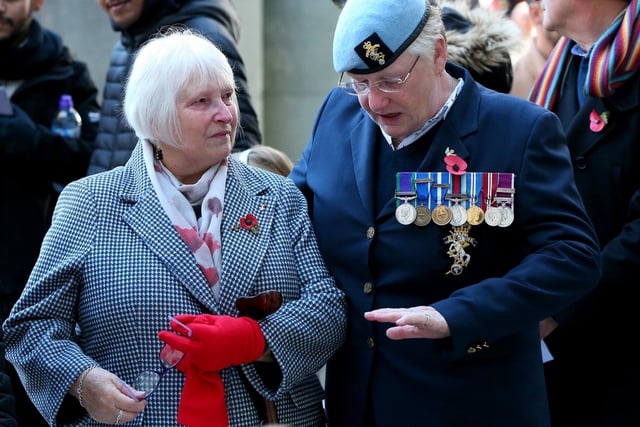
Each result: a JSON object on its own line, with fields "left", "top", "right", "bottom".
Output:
{"left": 338, "top": 56, "right": 421, "bottom": 96}
{"left": 121, "top": 316, "right": 192, "bottom": 400}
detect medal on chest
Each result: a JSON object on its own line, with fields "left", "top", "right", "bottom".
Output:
{"left": 393, "top": 148, "right": 516, "bottom": 276}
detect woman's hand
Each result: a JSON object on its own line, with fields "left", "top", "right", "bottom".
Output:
{"left": 364, "top": 306, "right": 450, "bottom": 340}
{"left": 71, "top": 366, "right": 147, "bottom": 424}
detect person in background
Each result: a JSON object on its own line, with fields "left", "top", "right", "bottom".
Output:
{"left": 509, "top": 0, "right": 560, "bottom": 98}
{"left": 3, "top": 28, "right": 346, "bottom": 427}
{"left": 506, "top": 0, "right": 532, "bottom": 35}
{"left": 0, "top": 0, "right": 100, "bottom": 425}
{"left": 233, "top": 145, "right": 294, "bottom": 177}
{"left": 529, "top": 1, "right": 640, "bottom": 425}
{"left": 289, "top": 0, "right": 601, "bottom": 425}
{"left": 441, "top": 0, "right": 522, "bottom": 93}
{"left": 88, "top": 0, "right": 261, "bottom": 176}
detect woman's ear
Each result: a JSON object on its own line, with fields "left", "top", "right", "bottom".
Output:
{"left": 434, "top": 37, "right": 448, "bottom": 74}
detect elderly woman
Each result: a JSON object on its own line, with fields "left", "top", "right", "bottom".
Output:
{"left": 3, "top": 28, "right": 346, "bottom": 427}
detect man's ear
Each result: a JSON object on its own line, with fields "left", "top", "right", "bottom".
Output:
{"left": 33, "top": 0, "right": 46, "bottom": 12}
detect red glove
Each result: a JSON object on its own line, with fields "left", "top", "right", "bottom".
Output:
{"left": 177, "top": 364, "right": 228, "bottom": 427}
{"left": 158, "top": 314, "right": 265, "bottom": 372}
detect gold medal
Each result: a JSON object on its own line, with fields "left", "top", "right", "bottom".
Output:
{"left": 414, "top": 205, "right": 431, "bottom": 226}
{"left": 432, "top": 204, "right": 452, "bottom": 226}
{"left": 467, "top": 205, "right": 484, "bottom": 226}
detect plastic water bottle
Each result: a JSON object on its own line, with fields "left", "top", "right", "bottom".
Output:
{"left": 51, "top": 94, "right": 82, "bottom": 138}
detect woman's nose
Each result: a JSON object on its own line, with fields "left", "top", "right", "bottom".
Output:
{"left": 365, "top": 87, "right": 389, "bottom": 110}
{"left": 211, "top": 101, "right": 234, "bottom": 123}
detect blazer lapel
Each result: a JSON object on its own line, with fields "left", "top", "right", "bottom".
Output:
{"left": 121, "top": 145, "right": 219, "bottom": 312}
{"left": 424, "top": 74, "right": 479, "bottom": 170}
{"left": 567, "top": 98, "right": 611, "bottom": 156}
{"left": 350, "top": 117, "right": 380, "bottom": 220}
{"left": 218, "top": 162, "right": 277, "bottom": 313}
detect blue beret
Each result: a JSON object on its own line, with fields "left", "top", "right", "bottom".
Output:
{"left": 333, "top": 0, "right": 431, "bottom": 74}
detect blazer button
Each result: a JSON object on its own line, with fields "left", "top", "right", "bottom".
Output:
{"left": 363, "top": 282, "right": 373, "bottom": 294}
{"left": 366, "top": 227, "right": 375, "bottom": 239}
{"left": 366, "top": 337, "right": 375, "bottom": 349}
{"left": 575, "top": 156, "right": 588, "bottom": 170}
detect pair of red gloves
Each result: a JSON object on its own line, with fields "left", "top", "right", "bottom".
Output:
{"left": 159, "top": 314, "right": 265, "bottom": 427}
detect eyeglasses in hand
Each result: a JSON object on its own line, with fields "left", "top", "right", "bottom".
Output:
{"left": 119, "top": 291, "right": 282, "bottom": 400}
{"left": 119, "top": 316, "right": 192, "bottom": 400}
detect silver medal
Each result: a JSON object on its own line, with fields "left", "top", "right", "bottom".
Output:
{"left": 484, "top": 206, "right": 501, "bottom": 227}
{"left": 395, "top": 202, "right": 417, "bottom": 225}
{"left": 498, "top": 206, "right": 514, "bottom": 227}
{"left": 450, "top": 204, "right": 468, "bottom": 226}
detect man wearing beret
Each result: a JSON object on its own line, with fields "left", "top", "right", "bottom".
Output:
{"left": 289, "top": 0, "right": 601, "bottom": 425}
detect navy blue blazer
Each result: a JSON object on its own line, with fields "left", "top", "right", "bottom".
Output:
{"left": 4, "top": 142, "right": 346, "bottom": 426}
{"left": 290, "top": 63, "right": 601, "bottom": 426}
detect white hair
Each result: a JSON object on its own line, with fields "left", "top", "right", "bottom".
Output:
{"left": 123, "top": 27, "right": 237, "bottom": 147}
{"left": 407, "top": 2, "right": 445, "bottom": 62}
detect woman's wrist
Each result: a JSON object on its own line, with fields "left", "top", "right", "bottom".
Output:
{"left": 74, "top": 364, "right": 99, "bottom": 408}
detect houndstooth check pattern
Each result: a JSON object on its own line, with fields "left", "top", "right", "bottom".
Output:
{"left": 3, "top": 142, "right": 347, "bottom": 426}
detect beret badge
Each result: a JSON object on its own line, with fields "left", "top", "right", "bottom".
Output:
{"left": 356, "top": 33, "right": 392, "bottom": 68}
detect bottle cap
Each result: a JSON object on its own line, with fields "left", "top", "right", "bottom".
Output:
{"left": 59, "top": 94, "right": 74, "bottom": 109}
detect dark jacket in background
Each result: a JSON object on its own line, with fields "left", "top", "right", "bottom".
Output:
{"left": 87, "top": 0, "right": 261, "bottom": 175}
{"left": 0, "top": 18, "right": 100, "bottom": 321}
{"left": 542, "top": 41, "right": 640, "bottom": 427}
{"left": 0, "top": 340, "right": 17, "bottom": 427}
{"left": 0, "top": 18, "right": 100, "bottom": 427}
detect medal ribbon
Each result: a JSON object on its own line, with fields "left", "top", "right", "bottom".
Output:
{"left": 414, "top": 172, "right": 432, "bottom": 209}
{"left": 460, "top": 172, "right": 468, "bottom": 207}
{"left": 395, "top": 172, "right": 416, "bottom": 207}
{"left": 468, "top": 173, "right": 482, "bottom": 208}
{"left": 481, "top": 172, "right": 498, "bottom": 211}
{"left": 496, "top": 173, "right": 515, "bottom": 211}
{"left": 431, "top": 172, "right": 450, "bottom": 207}
{"left": 448, "top": 172, "right": 464, "bottom": 207}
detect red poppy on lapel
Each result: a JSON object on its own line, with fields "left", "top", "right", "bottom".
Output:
{"left": 444, "top": 147, "right": 467, "bottom": 175}
{"left": 233, "top": 213, "right": 260, "bottom": 235}
{"left": 589, "top": 109, "right": 609, "bottom": 133}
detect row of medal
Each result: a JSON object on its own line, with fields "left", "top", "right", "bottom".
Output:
{"left": 394, "top": 171, "right": 516, "bottom": 228}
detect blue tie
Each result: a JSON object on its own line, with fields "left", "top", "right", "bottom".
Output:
{"left": 577, "top": 55, "right": 589, "bottom": 107}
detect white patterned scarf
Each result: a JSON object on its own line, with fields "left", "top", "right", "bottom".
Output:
{"left": 143, "top": 140, "right": 226, "bottom": 299}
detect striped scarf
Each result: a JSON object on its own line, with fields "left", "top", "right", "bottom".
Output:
{"left": 529, "top": 0, "right": 640, "bottom": 109}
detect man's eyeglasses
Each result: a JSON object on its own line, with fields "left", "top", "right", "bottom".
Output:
{"left": 338, "top": 56, "right": 421, "bottom": 96}
{"left": 120, "top": 316, "right": 192, "bottom": 400}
